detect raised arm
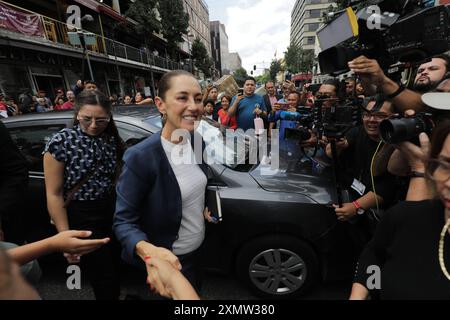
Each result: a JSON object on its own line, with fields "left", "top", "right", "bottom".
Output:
{"left": 228, "top": 95, "right": 244, "bottom": 118}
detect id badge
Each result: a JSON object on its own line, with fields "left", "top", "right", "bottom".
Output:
{"left": 351, "top": 179, "right": 366, "bottom": 196}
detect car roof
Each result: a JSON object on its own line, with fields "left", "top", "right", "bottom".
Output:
{"left": 1, "top": 105, "right": 161, "bottom": 132}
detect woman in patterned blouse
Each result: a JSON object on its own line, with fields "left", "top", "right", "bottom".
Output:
{"left": 43, "top": 90, "right": 124, "bottom": 300}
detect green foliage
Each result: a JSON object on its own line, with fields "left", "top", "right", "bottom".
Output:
{"left": 124, "top": 0, "right": 161, "bottom": 36}
{"left": 284, "top": 44, "right": 315, "bottom": 73}
{"left": 192, "top": 37, "right": 213, "bottom": 78}
{"left": 269, "top": 59, "right": 282, "bottom": 81}
{"left": 233, "top": 67, "right": 249, "bottom": 86}
{"left": 255, "top": 71, "right": 270, "bottom": 85}
{"left": 159, "top": 0, "right": 190, "bottom": 59}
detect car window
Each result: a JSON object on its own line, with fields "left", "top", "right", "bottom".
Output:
{"left": 115, "top": 121, "right": 151, "bottom": 147}
{"left": 8, "top": 124, "right": 65, "bottom": 172}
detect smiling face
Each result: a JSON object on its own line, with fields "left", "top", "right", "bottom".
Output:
{"left": 362, "top": 100, "right": 392, "bottom": 140}
{"left": 155, "top": 74, "right": 203, "bottom": 137}
{"left": 135, "top": 92, "right": 143, "bottom": 103}
{"left": 221, "top": 96, "right": 230, "bottom": 110}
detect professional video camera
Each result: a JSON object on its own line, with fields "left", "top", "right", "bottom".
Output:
{"left": 314, "top": 96, "right": 364, "bottom": 139}
{"left": 280, "top": 107, "right": 315, "bottom": 142}
{"left": 318, "top": 0, "right": 450, "bottom": 75}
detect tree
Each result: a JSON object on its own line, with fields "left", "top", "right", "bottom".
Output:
{"left": 255, "top": 70, "right": 271, "bottom": 85}
{"left": 285, "top": 44, "right": 301, "bottom": 74}
{"left": 269, "top": 59, "right": 282, "bottom": 81}
{"left": 124, "top": 0, "right": 161, "bottom": 37}
{"left": 284, "top": 43, "right": 316, "bottom": 74}
{"left": 158, "top": 0, "right": 189, "bottom": 59}
{"left": 233, "top": 67, "right": 249, "bottom": 86}
{"left": 234, "top": 67, "right": 248, "bottom": 79}
{"left": 191, "top": 37, "right": 213, "bottom": 78}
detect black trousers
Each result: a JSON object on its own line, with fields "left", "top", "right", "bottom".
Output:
{"left": 67, "top": 196, "right": 120, "bottom": 300}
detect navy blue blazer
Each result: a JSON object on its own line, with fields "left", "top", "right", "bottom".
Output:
{"left": 113, "top": 131, "right": 208, "bottom": 268}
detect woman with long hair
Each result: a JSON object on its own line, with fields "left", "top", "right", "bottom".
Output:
{"left": 43, "top": 90, "right": 124, "bottom": 300}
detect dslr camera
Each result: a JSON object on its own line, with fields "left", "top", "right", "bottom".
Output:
{"left": 379, "top": 113, "right": 434, "bottom": 144}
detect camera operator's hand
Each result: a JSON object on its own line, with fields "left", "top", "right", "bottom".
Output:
{"left": 333, "top": 203, "right": 357, "bottom": 221}
{"left": 300, "top": 130, "right": 317, "bottom": 148}
{"left": 325, "top": 137, "right": 349, "bottom": 158}
{"left": 348, "top": 56, "right": 386, "bottom": 88}
{"left": 396, "top": 133, "right": 430, "bottom": 173}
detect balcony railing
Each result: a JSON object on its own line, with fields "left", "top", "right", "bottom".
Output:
{"left": 0, "top": 0, "right": 191, "bottom": 72}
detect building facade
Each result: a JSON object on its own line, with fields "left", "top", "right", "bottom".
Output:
{"left": 210, "top": 21, "right": 229, "bottom": 77}
{"left": 182, "top": 0, "right": 211, "bottom": 56}
{"left": 0, "top": 0, "right": 193, "bottom": 103}
{"left": 291, "top": 0, "right": 336, "bottom": 51}
{"left": 222, "top": 52, "right": 242, "bottom": 75}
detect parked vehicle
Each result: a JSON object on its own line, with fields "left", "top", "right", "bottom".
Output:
{"left": 2, "top": 106, "right": 360, "bottom": 298}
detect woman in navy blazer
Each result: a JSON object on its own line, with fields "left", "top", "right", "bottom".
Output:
{"left": 114, "top": 70, "right": 212, "bottom": 292}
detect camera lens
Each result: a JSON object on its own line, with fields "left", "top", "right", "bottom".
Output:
{"left": 380, "top": 117, "right": 430, "bottom": 144}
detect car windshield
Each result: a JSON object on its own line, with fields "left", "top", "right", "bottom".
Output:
{"left": 196, "top": 118, "right": 256, "bottom": 171}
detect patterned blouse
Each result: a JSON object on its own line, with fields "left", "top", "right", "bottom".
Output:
{"left": 44, "top": 125, "right": 118, "bottom": 201}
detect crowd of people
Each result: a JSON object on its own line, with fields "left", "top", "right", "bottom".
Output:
{"left": 0, "top": 51, "right": 449, "bottom": 301}
{"left": 0, "top": 80, "right": 154, "bottom": 119}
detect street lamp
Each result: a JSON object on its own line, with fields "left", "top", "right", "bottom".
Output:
{"left": 68, "top": 15, "right": 96, "bottom": 81}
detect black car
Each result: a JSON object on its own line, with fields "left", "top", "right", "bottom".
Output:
{"left": 2, "top": 106, "right": 361, "bottom": 299}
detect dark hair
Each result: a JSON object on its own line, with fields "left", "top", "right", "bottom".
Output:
{"left": 204, "top": 99, "right": 215, "bottom": 107}
{"left": 73, "top": 90, "right": 125, "bottom": 177}
{"left": 322, "top": 78, "right": 345, "bottom": 101}
{"left": 288, "top": 91, "right": 301, "bottom": 100}
{"left": 159, "top": 70, "right": 196, "bottom": 100}
{"left": 429, "top": 118, "right": 450, "bottom": 161}
{"left": 432, "top": 54, "right": 450, "bottom": 73}
{"left": 265, "top": 81, "right": 274, "bottom": 88}
{"left": 84, "top": 80, "right": 97, "bottom": 86}
{"left": 221, "top": 94, "right": 232, "bottom": 103}
{"left": 244, "top": 77, "right": 256, "bottom": 84}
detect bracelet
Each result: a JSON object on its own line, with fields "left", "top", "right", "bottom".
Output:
{"left": 409, "top": 171, "right": 425, "bottom": 178}
{"left": 352, "top": 200, "right": 362, "bottom": 209}
{"left": 386, "top": 83, "right": 406, "bottom": 100}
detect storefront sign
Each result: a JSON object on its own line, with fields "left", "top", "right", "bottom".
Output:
{"left": 0, "top": 2, "right": 44, "bottom": 37}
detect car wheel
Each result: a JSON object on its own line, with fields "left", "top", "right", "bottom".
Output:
{"left": 236, "top": 235, "right": 319, "bottom": 299}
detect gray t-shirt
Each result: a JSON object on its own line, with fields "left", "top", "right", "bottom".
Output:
{"left": 161, "top": 137, "right": 207, "bottom": 255}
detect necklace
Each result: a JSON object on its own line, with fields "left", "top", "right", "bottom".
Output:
{"left": 439, "top": 218, "right": 450, "bottom": 281}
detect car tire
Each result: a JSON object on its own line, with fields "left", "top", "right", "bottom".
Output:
{"left": 235, "top": 234, "right": 319, "bottom": 299}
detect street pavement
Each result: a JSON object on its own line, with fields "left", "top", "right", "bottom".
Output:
{"left": 35, "top": 259, "right": 351, "bottom": 300}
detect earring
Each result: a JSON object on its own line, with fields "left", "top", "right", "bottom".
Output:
{"left": 162, "top": 113, "right": 167, "bottom": 121}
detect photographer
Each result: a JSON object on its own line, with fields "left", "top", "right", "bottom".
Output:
{"left": 350, "top": 118, "right": 450, "bottom": 300}
{"left": 349, "top": 54, "right": 450, "bottom": 112}
{"left": 386, "top": 74, "right": 450, "bottom": 179}
{"left": 325, "top": 96, "right": 397, "bottom": 231}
